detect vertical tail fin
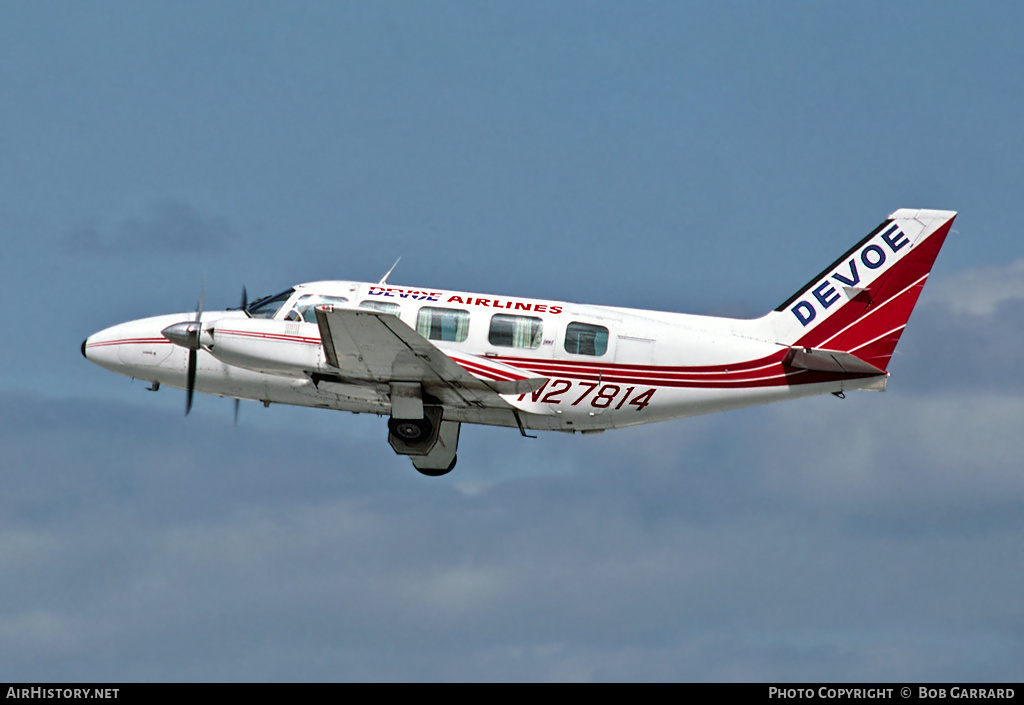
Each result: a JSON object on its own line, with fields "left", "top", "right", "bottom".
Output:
{"left": 760, "top": 208, "right": 956, "bottom": 373}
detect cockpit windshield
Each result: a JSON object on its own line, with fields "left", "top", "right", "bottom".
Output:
{"left": 246, "top": 289, "right": 295, "bottom": 319}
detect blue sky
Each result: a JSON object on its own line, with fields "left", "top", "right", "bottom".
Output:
{"left": 2, "top": 2, "right": 1023, "bottom": 681}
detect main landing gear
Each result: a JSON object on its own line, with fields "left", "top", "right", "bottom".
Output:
{"left": 387, "top": 392, "right": 460, "bottom": 476}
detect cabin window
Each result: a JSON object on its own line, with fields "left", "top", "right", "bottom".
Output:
{"left": 489, "top": 314, "right": 543, "bottom": 349}
{"left": 564, "top": 322, "right": 609, "bottom": 356}
{"left": 359, "top": 300, "right": 401, "bottom": 316}
{"left": 416, "top": 307, "right": 470, "bottom": 342}
{"left": 288, "top": 294, "right": 350, "bottom": 323}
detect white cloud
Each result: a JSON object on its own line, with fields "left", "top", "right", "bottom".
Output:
{"left": 759, "top": 392, "right": 1024, "bottom": 511}
{"left": 926, "top": 257, "right": 1024, "bottom": 316}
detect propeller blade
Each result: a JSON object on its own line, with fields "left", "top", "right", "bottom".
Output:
{"left": 233, "top": 398, "right": 240, "bottom": 427}
{"left": 185, "top": 349, "right": 197, "bottom": 416}
{"left": 241, "top": 285, "right": 248, "bottom": 312}
{"left": 195, "top": 279, "right": 205, "bottom": 323}
{"left": 185, "top": 279, "right": 204, "bottom": 416}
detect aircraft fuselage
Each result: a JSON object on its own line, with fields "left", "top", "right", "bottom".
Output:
{"left": 83, "top": 281, "right": 881, "bottom": 433}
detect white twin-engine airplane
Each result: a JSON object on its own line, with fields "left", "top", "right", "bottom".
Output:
{"left": 83, "top": 208, "right": 955, "bottom": 476}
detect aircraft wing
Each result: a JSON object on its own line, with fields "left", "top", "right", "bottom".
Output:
{"left": 313, "top": 305, "right": 545, "bottom": 411}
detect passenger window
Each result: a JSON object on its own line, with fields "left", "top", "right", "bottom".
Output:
{"left": 564, "top": 322, "right": 609, "bottom": 356}
{"left": 416, "top": 307, "right": 470, "bottom": 342}
{"left": 489, "top": 314, "right": 542, "bottom": 349}
{"left": 359, "top": 300, "right": 401, "bottom": 316}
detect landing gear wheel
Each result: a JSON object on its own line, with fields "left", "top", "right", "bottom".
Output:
{"left": 388, "top": 416, "right": 434, "bottom": 444}
{"left": 414, "top": 454, "right": 457, "bottom": 477}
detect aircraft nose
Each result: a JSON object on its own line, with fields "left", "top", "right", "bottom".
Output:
{"left": 81, "top": 327, "right": 121, "bottom": 371}
{"left": 84, "top": 315, "right": 189, "bottom": 378}
{"left": 81, "top": 321, "right": 146, "bottom": 373}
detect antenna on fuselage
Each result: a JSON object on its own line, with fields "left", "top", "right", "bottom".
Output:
{"left": 378, "top": 257, "right": 401, "bottom": 285}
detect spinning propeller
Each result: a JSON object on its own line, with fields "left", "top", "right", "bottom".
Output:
{"left": 160, "top": 283, "right": 205, "bottom": 415}
{"left": 233, "top": 285, "right": 247, "bottom": 424}
{"left": 160, "top": 284, "right": 249, "bottom": 418}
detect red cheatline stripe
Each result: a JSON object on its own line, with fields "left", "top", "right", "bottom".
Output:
{"left": 86, "top": 338, "right": 171, "bottom": 348}
{"left": 447, "top": 353, "right": 542, "bottom": 381}
{"left": 456, "top": 356, "right": 533, "bottom": 381}
{"left": 453, "top": 357, "right": 524, "bottom": 382}
{"left": 217, "top": 328, "right": 321, "bottom": 345}
{"left": 582, "top": 369, "right": 805, "bottom": 388}
{"left": 495, "top": 353, "right": 782, "bottom": 374}
{"left": 503, "top": 358, "right": 784, "bottom": 377}
{"left": 494, "top": 357, "right": 871, "bottom": 389}
{"left": 494, "top": 350, "right": 792, "bottom": 383}
{"left": 516, "top": 367, "right": 860, "bottom": 390}
{"left": 512, "top": 366, "right": 787, "bottom": 385}
{"left": 454, "top": 361, "right": 509, "bottom": 382}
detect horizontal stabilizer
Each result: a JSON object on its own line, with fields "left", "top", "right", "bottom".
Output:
{"left": 784, "top": 347, "right": 886, "bottom": 376}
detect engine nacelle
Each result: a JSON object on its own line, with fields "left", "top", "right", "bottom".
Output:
{"left": 207, "top": 318, "right": 324, "bottom": 376}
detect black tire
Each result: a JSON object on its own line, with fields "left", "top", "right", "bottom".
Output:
{"left": 415, "top": 454, "right": 457, "bottom": 477}
{"left": 388, "top": 416, "right": 434, "bottom": 444}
